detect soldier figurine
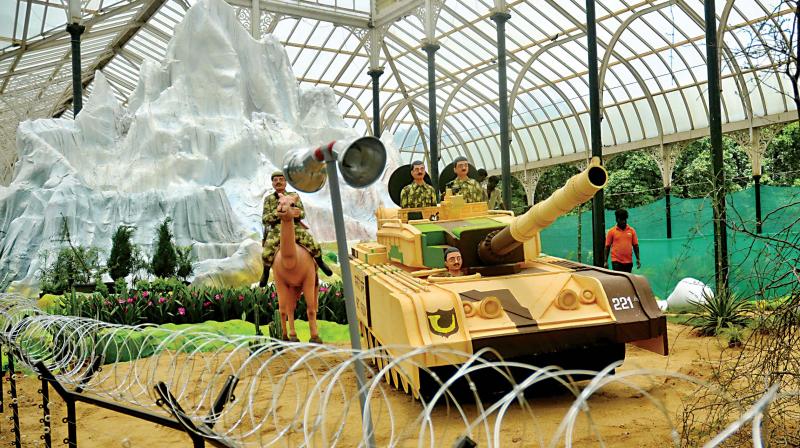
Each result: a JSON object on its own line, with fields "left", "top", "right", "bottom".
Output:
{"left": 260, "top": 170, "right": 332, "bottom": 287}
{"left": 432, "top": 247, "right": 465, "bottom": 277}
{"left": 400, "top": 160, "right": 438, "bottom": 208}
{"left": 448, "top": 156, "right": 486, "bottom": 203}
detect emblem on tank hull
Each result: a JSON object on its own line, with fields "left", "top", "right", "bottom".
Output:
{"left": 426, "top": 309, "right": 459, "bottom": 337}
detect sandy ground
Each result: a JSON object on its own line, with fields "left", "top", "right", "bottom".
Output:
{"left": 0, "top": 323, "right": 736, "bottom": 447}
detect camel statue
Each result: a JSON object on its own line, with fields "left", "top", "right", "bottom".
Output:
{"left": 273, "top": 194, "right": 322, "bottom": 343}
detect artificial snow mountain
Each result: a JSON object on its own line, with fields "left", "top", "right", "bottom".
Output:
{"left": 0, "top": 0, "right": 396, "bottom": 293}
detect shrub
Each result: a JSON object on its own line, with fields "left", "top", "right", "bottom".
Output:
{"left": 151, "top": 218, "right": 177, "bottom": 278}
{"left": 130, "top": 245, "right": 151, "bottom": 284}
{"left": 94, "top": 273, "right": 109, "bottom": 296}
{"left": 175, "top": 245, "right": 194, "bottom": 281}
{"left": 689, "top": 290, "right": 751, "bottom": 336}
{"left": 107, "top": 225, "right": 135, "bottom": 281}
{"left": 719, "top": 323, "right": 747, "bottom": 348}
{"left": 39, "top": 246, "right": 103, "bottom": 295}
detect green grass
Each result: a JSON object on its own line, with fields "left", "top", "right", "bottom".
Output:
{"left": 160, "top": 319, "right": 351, "bottom": 344}
{"left": 12, "top": 319, "right": 353, "bottom": 366}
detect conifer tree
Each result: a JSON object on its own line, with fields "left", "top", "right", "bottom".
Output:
{"left": 107, "top": 225, "right": 135, "bottom": 281}
{"left": 151, "top": 218, "right": 177, "bottom": 278}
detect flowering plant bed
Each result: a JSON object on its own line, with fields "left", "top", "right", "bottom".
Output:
{"left": 41, "top": 278, "right": 347, "bottom": 327}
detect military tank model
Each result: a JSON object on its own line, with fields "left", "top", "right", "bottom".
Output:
{"left": 350, "top": 157, "right": 668, "bottom": 399}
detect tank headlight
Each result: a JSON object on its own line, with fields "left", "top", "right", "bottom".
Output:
{"left": 555, "top": 289, "right": 580, "bottom": 310}
{"left": 463, "top": 302, "right": 477, "bottom": 317}
{"left": 580, "top": 289, "right": 596, "bottom": 304}
{"left": 478, "top": 296, "right": 503, "bottom": 319}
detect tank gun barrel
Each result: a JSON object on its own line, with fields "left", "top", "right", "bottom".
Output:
{"left": 479, "top": 157, "right": 608, "bottom": 263}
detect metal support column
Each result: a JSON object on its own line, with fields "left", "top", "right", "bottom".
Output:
{"left": 7, "top": 351, "right": 20, "bottom": 448}
{"left": 40, "top": 374, "right": 52, "bottom": 448}
{"left": 368, "top": 69, "right": 384, "bottom": 138}
{"left": 423, "top": 42, "right": 440, "bottom": 189}
{"left": 586, "top": 0, "right": 606, "bottom": 267}
{"left": 250, "top": 0, "right": 261, "bottom": 39}
{"left": 66, "top": 22, "right": 85, "bottom": 117}
{"left": 704, "top": 0, "right": 729, "bottom": 292}
{"left": 321, "top": 147, "right": 376, "bottom": 448}
{"left": 491, "top": 11, "right": 512, "bottom": 210}
{"left": 754, "top": 174, "right": 762, "bottom": 234}
{"left": 665, "top": 186, "right": 672, "bottom": 239}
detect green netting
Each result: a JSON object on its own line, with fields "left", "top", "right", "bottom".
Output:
{"left": 540, "top": 186, "right": 800, "bottom": 300}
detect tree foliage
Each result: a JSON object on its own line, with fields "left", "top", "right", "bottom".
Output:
{"left": 151, "top": 218, "right": 177, "bottom": 279}
{"left": 764, "top": 122, "right": 800, "bottom": 186}
{"left": 672, "top": 136, "right": 751, "bottom": 198}
{"left": 604, "top": 151, "right": 663, "bottom": 210}
{"left": 535, "top": 164, "right": 580, "bottom": 204}
{"left": 107, "top": 225, "right": 135, "bottom": 281}
{"left": 499, "top": 176, "right": 529, "bottom": 215}
{"left": 526, "top": 124, "right": 798, "bottom": 214}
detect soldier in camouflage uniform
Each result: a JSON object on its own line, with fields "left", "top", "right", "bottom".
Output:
{"left": 448, "top": 156, "right": 486, "bottom": 203}
{"left": 400, "top": 160, "right": 438, "bottom": 208}
{"left": 260, "top": 171, "right": 332, "bottom": 287}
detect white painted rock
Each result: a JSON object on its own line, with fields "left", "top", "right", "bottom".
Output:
{"left": 666, "top": 277, "right": 714, "bottom": 309}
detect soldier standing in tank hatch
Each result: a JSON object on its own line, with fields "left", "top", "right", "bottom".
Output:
{"left": 430, "top": 247, "right": 464, "bottom": 277}
{"left": 400, "top": 161, "right": 438, "bottom": 208}
{"left": 447, "top": 156, "right": 486, "bottom": 203}
{"left": 260, "top": 170, "right": 332, "bottom": 287}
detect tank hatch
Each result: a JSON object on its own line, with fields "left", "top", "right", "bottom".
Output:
{"left": 410, "top": 217, "right": 524, "bottom": 269}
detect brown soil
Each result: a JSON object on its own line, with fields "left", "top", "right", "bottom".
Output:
{"left": 0, "top": 323, "right": 740, "bottom": 447}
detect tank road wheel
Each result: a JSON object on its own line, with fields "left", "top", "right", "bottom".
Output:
{"left": 400, "top": 374, "right": 410, "bottom": 394}
{"left": 390, "top": 367, "right": 400, "bottom": 389}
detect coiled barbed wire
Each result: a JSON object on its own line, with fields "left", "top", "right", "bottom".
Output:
{"left": 0, "top": 292, "right": 789, "bottom": 447}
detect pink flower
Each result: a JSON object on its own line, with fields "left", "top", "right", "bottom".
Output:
{"left": 127, "top": 297, "right": 134, "bottom": 304}
{"left": 203, "top": 301, "right": 212, "bottom": 308}
{"left": 238, "top": 295, "right": 244, "bottom": 302}
{"left": 335, "top": 292, "right": 341, "bottom": 297}
{"left": 270, "top": 292, "right": 277, "bottom": 299}
{"left": 158, "top": 297, "right": 167, "bottom": 304}
{"left": 178, "top": 307, "right": 186, "bottom": 316}
{"left": 214, "top": 294, "right": 221, "bottom": 301}
{"left": 147, "top": 301, "right": 153, "bottom": 306}
{"left": 142, "top": 291, "right": 149, "bottom": 298}
{"left": 117, "top": 299, "right": 125, "bottom": 305}
{"left": 319, "top": 286, "right": 329, "bottom": 293}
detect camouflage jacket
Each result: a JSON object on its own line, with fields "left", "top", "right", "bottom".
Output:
{"left": 400, "top": 182, "right": 438, "bottom": 208}
{"left": 450, "top": 177, "right": 486, "bottom": 203}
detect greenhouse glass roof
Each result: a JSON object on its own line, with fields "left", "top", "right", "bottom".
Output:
{"left": 0, "top": 0, "right": 797, "bottom": 183}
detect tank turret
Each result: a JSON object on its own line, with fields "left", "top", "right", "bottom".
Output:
{"left": 478, "top": 157, "right": 607, "bottom": 264}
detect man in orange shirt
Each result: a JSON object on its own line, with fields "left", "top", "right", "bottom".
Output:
{"left": 603, "top": 208, "right": 641, "bottom": 273}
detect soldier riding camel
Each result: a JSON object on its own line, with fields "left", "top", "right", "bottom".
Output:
{"left": 260, "top": 171, "right": 332, "bottom": 287}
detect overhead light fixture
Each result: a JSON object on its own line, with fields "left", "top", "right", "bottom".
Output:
{"left": 67, "top": 0, "right": 82, "bottom": 24}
